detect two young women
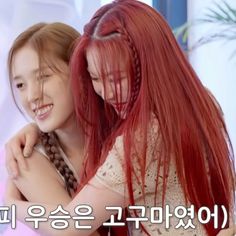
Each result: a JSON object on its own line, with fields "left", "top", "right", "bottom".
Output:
{"left": 5, "top": 1, "right": 235, "bottom": 235}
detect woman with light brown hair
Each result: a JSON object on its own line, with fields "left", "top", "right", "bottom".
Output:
{"left": 5, "top": 1, "right": 235, "bottom": 235}
{"left": 7, "top": 21, "right": 81, "bottom": 200}
{"left": 5, "top": 22, "right": 105, "bottom": 236}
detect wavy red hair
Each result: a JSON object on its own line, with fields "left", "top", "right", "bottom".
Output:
{"left": 71, "top": 1, "right": 235, "bottom": 235}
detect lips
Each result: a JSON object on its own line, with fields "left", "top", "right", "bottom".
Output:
{"left": 33, "top": 104, "right": 53, "bottom": 120}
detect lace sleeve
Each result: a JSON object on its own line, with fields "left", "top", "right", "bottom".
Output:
{"left": 94, "top": 116, "right": 161, "bottom": 200}
{"left": 94, "top": 136, "right": 127, "bottom": 196}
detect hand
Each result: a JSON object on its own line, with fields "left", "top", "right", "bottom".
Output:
{"left": 217, "top": 225, "right": 236, "bottom": 236}
{"left": 5, "top": 123, "right": 39, "bottom": 179}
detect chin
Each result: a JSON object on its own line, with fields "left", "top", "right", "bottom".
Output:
{"left": 119, "top": 112, "right": 127, "bottom": 120}
{"left": 120, "top": 115, "right": 127, "bottom": 120}
{"left": 37, "top": 123, "right": 56, "bottom": 133}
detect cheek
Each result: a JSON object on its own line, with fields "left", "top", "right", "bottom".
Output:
{"left": 121, "top": 80, "right": 129, "bottom": 100}
{"left": 57, "top": 85, "right": 74, "bottom": 109}
{"left": 16, "top": 91, "right": 26, "bottom": 108}
{"left": 65, "top": 91, "right": 74, "bottom": 108}
{"left": 17, "top": 91, "right": 33, "bottom": 116}
{"left": 92, "top": 82, "right": 102, "bottom": 97}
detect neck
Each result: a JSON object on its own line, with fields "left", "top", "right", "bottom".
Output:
{"left": 54, "top": 115, "right": 84, "bottom": 159}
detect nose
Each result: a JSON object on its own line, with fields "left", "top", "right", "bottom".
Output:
{"left": 27, "top": 81, "right": 42, "bottom": 103}
{"left": 101, "top": 87, "right": 114, "bottom": 101}
{"left": 95, "top": 82, "right": 114, "bottom": 101}
{"left": 103, "top": 82, "right": 114, "bottom": 101}
{"left": 97, "top": 85, "right": 105, "bottom": 99}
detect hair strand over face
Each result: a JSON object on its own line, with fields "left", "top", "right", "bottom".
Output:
{"left": 71, "top": 1, "right": 235, "bottom": 235}
{"left": 8, "top": 22, "right": 81, "bottom": 196}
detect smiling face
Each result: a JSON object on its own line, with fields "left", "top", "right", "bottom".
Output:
{"left": 86, "top": 46, "right": 130, "bottom": 118}
{"left": 11, "top": 45, "right": 75, "bottom": 132}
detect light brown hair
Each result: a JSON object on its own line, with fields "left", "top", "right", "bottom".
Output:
{"left": 8, "top": 22, "right": 81, "bottom": 196}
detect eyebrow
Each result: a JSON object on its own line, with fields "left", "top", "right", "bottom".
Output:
{"left": 13, "top": 75, "right": 22, "bottom": 80}
{"left": 12, "top": 66, "right": 49, "bottom": 80}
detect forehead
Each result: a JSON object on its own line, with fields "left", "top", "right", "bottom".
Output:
{"left": 12, "top": 46, "right": 68, "bottom": 79}
{"left": 86, "top": 47, "right": 101, "bottom": 75}
{"left": 86, "top": 46, "right": 127, "bottom": 76}
{"left": 12, "top": 46, "right": 39, "bottom": 77}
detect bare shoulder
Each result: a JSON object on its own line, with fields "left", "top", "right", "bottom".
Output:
{"left": 13, "top": 149, "right": 70, "bottom": 204}
{"left": 22, "top": 148, "right": 63, "bottom": 183}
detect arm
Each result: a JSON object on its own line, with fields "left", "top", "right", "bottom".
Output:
{"left": 6, "top": 175, "right": 128, "bottom": 236}
{"left": 13, "top": 149, "right": 71, "bottom": 204}
{"left": 5, "top": 152, "right": 102, "bottom": 236}
{"left": 5, "top": 123, "right": 39, "bottom": 178}
{"left": 5, "top": 136, "right": 129, "bottom": 236}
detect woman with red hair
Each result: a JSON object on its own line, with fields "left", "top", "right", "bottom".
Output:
{"left": 5, "top": 1, "right": 235, "bottom": 235}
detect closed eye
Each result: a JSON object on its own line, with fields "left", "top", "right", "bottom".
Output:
{"left": 90, "top": 77, "right": 99, "bottom": 82}
{"left": 38, "top": 73, "right": 53, "bottom": 81}
{"left": 42, "top": 74, "right": 52, "bottom": 77}
{"left": 109, "top": 76, "right": 126, "bottom": 83}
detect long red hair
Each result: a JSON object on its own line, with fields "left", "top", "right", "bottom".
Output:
{"left": 71, "top": 1, "right": 235, "bottom": 235}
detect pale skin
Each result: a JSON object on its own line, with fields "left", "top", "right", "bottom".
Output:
{"left": 5, "top": 45, "right": 128, "bottom": 236}
{"left": 5, "top": 45, "right": 110, "bottom": 235}
{"left": 86, "top": 47, "right": 130, "bottom": 119}
{"left": 5, "top": 47, "right": 235, "bottom": 236}
{"left": 10, "top": 45, "right": 85, "bottom": 197}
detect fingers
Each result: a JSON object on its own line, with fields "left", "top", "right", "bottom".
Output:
{"left": 23, "top": 131, "right": 38, "bottom": 157}
{"left": 5, "top": 138, "right": 28, "bottom": 179}
{"left": 8, "top": 159, "right": 20, "bottom": 179}
{"left": 5, "top": 142, "right": 20, "bottom": 179}
{"left": 4, "top": 123, "right": 39, "bottom": 179}
{"left": 11, "top": 138, "right": 28, "bottom": 170}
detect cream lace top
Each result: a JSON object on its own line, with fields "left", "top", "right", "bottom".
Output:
{"left": 94, "top": 117, "right": 208, "bottom": 236}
